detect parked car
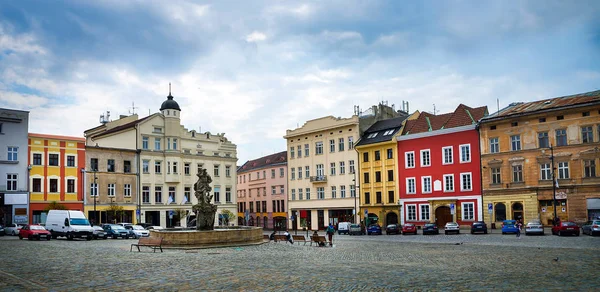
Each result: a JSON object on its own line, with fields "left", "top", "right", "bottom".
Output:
{"left": 385, "top": 224, "right": 401, "bottom": 235}
{"left": 349, "top": 224, "right": 365, "bottom": 235}
{"left": 45, "top": 210, "right": 93, "bottom": 240}
{"left": 501, "top": 220, "right": 519, "bottom": 234}
{"left": 117, "top": 223, "right": 133, "bottom": 229}
{"left": 367, "top": 224, "right": 382, "bottom": 235}
{"left": 470, "top": 221, "right": 488, "bottom": 234}
{"left": 337, "top": 222, "right": 351, "bottom": 235}
{"left": 524, "top": 220, "right": 544, "bottom": 236}
{"left": 402, "top": 223, "right": 417, "bottom": 235}
{"left": 18, "top": 225, "right": 51, "bottom": 240}
{"left": 582, "top": 219, "right": 600, "bottom": 236}
{"left": 138, "top": 223, "right": 153, "bottom": 229}
{"left": 92, "top": 225, "right": 108, "bottom": 239}
{"left": 422, "top": 223, "right": 439, "bottom": 235}
{"left": 4, "top": 223, "right": 25, "bottom": 236}
{"left": 129, "top": 225, "right": 150, "bottom": 238}
{"left": 145, "top": 226, "right": 164, "bottom": 231}
{"left": 552, "top": 221, "right": 580, "bottom": 236}
{"left": 444, "top": 222, "right": 460, "bottom": 235}
{"left": 0, "top": 225, "right": 4, "bottom": 236}
{"left": 102, "top": 224, "right": 130, "bottom": 239}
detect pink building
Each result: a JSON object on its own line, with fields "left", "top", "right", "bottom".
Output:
{"left": 237, "top": 151, "right": 288, "bottom": 230}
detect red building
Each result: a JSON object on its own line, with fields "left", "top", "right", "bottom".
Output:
{"left": 397, "top": 105, "right": 487, "bottom": 228}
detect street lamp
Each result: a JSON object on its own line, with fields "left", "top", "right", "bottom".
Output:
{"left": 397, "top": 199, "right": 402, "bottom": 226}
{"left": 550, "top": 145, "right": 558, "bottom": 226}
{"left": 93, "top": 169, "right": 97, "bottom": 225}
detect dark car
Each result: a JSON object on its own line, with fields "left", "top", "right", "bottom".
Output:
{"left": 552, "top": 221, "right": 580, "bottom": 236}
{"left": 422, "top": 223, "right": 439, "bottom": 235}
{"left": 470, "top": 221, "right": 488, "bottom": 234}
{"left": 386, "top": 224, "right": 401, "bottom": 235}
{"left": 102, "top": 224, "right": 130, "bottom": 239}
{"left": 367, "top": 224, "right": 382, "bottom": 235}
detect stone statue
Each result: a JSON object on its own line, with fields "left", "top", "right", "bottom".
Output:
{"left": 192, "top": 168, "right": 217, "bottom": 230}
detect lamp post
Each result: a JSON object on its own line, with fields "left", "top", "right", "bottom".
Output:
{"left": 550, "top": 145, "right": 558, "bottom": 225}
{"left": 93, "top": 169, "right": 97, "bottom": 225}
{"left": 397, "top": 199, "right": 402, "bottom": 226}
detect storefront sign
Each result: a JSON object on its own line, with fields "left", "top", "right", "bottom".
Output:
{"left": 14, "top": 215, "right": 28, "bottom": 224}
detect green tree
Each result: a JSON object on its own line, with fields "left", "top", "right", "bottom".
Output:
{"left": 107, "top": 202, "right": 124, "bottom": 223}
{"left": 220, "top": 210, "right": 236, "bottom": 226}
{"left": 44, "top": 201, "right": 67, "bottom": 212}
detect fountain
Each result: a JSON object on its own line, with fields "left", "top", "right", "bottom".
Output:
{"left": 149, "top": 168, "right": 263, "bottom": 248}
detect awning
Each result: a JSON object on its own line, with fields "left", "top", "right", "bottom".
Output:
{"left": 587, "top": 198, "right": 600, "bottom": 209}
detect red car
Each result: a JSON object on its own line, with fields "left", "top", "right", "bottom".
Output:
{"left": 402, "top": 223, "right": 418, "bottom": 235}
{"left": 19, "top": 225, "right": 52, "bottom": 240}
{"left": 551, "top": 221, "right": 580, "bottom": 236}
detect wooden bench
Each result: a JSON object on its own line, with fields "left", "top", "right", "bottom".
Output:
{"left": 292, "top": 235, "right": 308, "bottom": 245}
{"left": 263, "top": 234, "right": 270, "bottom": 240}
{"left": 130, "top": 237, "right": 163, "bottom": 252}
{"left": 310, "top": 235, "right": 328, "bottom": 247}
{"left": 273, "top": 235, "right": 289, "bottom": 243}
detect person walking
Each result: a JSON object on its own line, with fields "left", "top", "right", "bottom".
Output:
{"left": 326, "top": 223, "right": 335, "bottom": 246}
{"left": 516, "top": 220, "right": 523, "bottom": 238}
{"left": 284, "top": 230, "right": 293, "bottom": 244}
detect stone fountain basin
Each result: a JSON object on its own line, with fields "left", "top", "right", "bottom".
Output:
{"left": 149, "top": 226, "right": 263, "bottom": 249}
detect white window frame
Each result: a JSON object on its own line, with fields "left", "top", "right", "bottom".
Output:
{"left": 329, "top": 139, "right": 335, "bottom": 153}
{"left": 510, "top": 135, "right": 521, "bottom": 151}
{"left": 405, "top": 151, "right": 415, "bottom": 169}
{"left": 442, "top": 146, "right": 453, "bottom": 165}
{"left": 291, "top": 168, "right": 295, "bottom": 180}
{"left": 489, "top": 137, "right": 499, "bottom": 154}
{"left": 460, "top": 172, "right": 473, "bottom": 191}
{"left": 540, "top": 163, "right": 551, "bottom": 180}
{"left": 348, "top": 136, "right": 354, "bottom": 149}
{"left": 419, "top": 204, "right": 430, "bottom": 221}
{"left": 7, "top": 146, "right": 18, "bottom": 161}
{"left": 420, "top": 149, "right": 431, "bottom": 167}
{"left": 305, "top": 166, "right": 310, "bottom": 178}
{"left": 349, "top": 160, "right": 355, "bottom": 174}
{"left": 339, "top": 138, "right": 344, "bottom": 151}
{"left": 142, "top": 136, "right": 149, "bottom": 149}
{"left": 330, "top": 162, "right": 336, "bottom": 175}
{"left": 406, "top": 177, "right": 416, "bottom": 194}
{"left": 339, "top": 161, "right": 345, "bottom": 174}
{"left": 443, "top": 174, "right": 454, "bottom": 192}
{"left": 407, "top": 204, "right": 417, "bottom": 221}
{"left": 558, "top": 162, "right": 569, "bottom": 179}
{"left": 317, "top": 187, "right": 325, "bottom": 199}
{"left": 462, "top": 202, "right": 475, "bottom": 221}
{"left": 124, "top": 184, "right": 131, "bottom": 197}
{"left": 331, "top": 186, "right": 336, "bottom": 198}
{"left": 6, "top": 174, "right": 18, "bottom": 191}
{"left": 421, "top": 176, "right": 432, "bottom": 193}
{"left": 297, "top": 167, "right": 302, "bottom": 179}
{"left": 340, "top": 185, "right": 346, "bottom": 198}
{"left": 304, "top": 144, "right": 310, "bottom": 156}
{"left": 108, "top": 183, "right": 115, "bottom": 197}
{"left": 316, "top": 164, "right": 324, "bottom": 176}
{"left": 90, "top": 183, "right": 98, "bottom": 197}
{"left": 460, "top": 144, "right": 471, "bottom": 163}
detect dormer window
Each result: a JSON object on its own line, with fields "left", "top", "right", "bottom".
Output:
{"left": 167, "top": 110, "right": 170, "bottom": 115}
{"left": 153, "top": 127, "right": 162, "bottom": 133}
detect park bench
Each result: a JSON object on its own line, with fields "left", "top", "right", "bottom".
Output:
{"left": 310, "top": 235, "right": 328, "bottom": 247}
{"left": 130, "top": 237, "right": 163, "bottom": 253}
{"left": 292, "top": 235, "right": 308, "bottom": 245}
{"left": 263, "top": 234, "right": 270, "bottom": 240}
{"left": 273, "top": 235, "right": 289, "bottom": 243}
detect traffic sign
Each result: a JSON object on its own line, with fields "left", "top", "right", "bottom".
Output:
{"left": 450, "top": 204, "right": 455, "bottom": 215}
{"left": 136, "top": 209, "right": 140, "bottom": 215}
{"left": 488, "top": 203, "right": 493, "bottom": 214}
{"left": 364, "top": 209, "right": 368, "bottom": 216}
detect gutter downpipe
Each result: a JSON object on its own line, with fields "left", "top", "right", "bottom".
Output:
{"left": 476, "top": 122, "right": 484, "bottom": 223}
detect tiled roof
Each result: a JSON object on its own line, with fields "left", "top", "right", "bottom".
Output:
{"left": 402, "top": 104, "right": 488, "bottom": 135}
{"left": 90, "top": 115, "right": 153, "bottom": 139}
{"left": 483, "top": 90, "right": 600, "bottom": 121}
{"left": 238, "top": 151, "right": 287, "bottom": 173}
{"left": 29, "top": 133, "right": 85, "bottom": 142}
{"left": 356, "top": 116, "right": 408, "bottom": 147}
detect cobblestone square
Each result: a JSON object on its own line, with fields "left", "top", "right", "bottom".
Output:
{"left": 1, "top": 231, "right": 599, "bottom": 291}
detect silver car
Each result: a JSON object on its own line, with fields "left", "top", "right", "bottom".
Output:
{"left": 130, "top": 225, "right": 150, "bottom": 238}
{"left": 525, "top": 220, "right": 544, "bottom": 235}
{"left": 4, "top": 223, "right": 25, "bottom": 236}
{"left": 92, "top": 225, "right": 108, "bottom": 239}
{"left": 582, "top": 219, "right": 600, "bottom": 236}
{"left": 444, "top": 222, "right": 460, "bottom": 235}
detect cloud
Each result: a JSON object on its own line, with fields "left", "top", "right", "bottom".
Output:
{"left": 246, "top": 31, "right": 267, "bottom": 43}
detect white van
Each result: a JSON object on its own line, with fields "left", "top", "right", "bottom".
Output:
{"left": 45, "top": 210, "right": 93, "bottom": 240}
{"left": 338, "top": 222, "right": 352, "bottom": 235}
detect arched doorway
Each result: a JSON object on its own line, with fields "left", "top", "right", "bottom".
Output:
{"left": 386, "top": 212, "right": 398, "bottom": 225}
{"left": 435, "top": 206, "right": 452, "bottom": 228}
{"left": 366, "top": 213, "right": 379, "bottom": 226}
{"left": 263, "top": 216, "right": 268, "bottom": 229}
{"left": 495, "top": 203, "right": 506, "bottom": 222}
{"left": 512, "top": 202, "right": 523, "bottom": 221}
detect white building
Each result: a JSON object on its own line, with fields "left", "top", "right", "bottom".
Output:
{"left": 84, "top": 91, "right": 237, "bottom": 227}
{"left": 0, "top": 108, "right": 30, "bottom": 225}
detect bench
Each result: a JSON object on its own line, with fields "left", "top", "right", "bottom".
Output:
{"left": 130, "top": 237, "right": 163, "bottom": 252}
{"left": 310, "top": 235, "right": 328, "bottom": 247}
{"left": 273, "top": 235, "right": 289, "bottom": 243}
{"left": 263, "top": 234, "right": 270, "bottom": 240}
{"left": 292, "top": 235, "right": 308, "bottom": 245}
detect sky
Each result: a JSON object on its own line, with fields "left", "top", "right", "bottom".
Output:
{"left": 1, "top": 0, "right": 599, "bottom": 164}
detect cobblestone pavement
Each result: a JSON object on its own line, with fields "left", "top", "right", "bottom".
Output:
{"left": 1, "top": 231, "right": 599, "bottom": 291}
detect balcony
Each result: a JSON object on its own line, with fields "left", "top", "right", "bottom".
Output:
{"left": 310, "top": 175, "right": 327, "bottom": 183}
{"left": 165, "top": 173, "right": 181, "bottom": 183}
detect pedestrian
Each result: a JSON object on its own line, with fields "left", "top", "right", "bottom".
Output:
{"left": 269, "top": 230, "right": 276, "bottom": 242}
{"left": 326, "top": 223, "right": 335, "bottom": 246}
{"left": 284, "top": 230, "right": 293, "bottom": 244}
{"left": 516, "top": 220, "right": 522, "bottom": 238}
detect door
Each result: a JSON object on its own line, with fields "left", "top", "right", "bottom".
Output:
{"left": 512, "top": 202, "right": 523, "bottom": 221}
{"left": 435, "top": 206, "right": 452, "bottom": 228}
{"left": 386, "top": 212, "right": 398, "bottom": 225}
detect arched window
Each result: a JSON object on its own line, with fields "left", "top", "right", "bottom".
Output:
{"left": 495, "top": 203, "right": 506, "bottom": 221}
{"left": 256, "top": 216, "right": 261, "bottom": 227}
{"left": 264, "top": 216, "right": 268, "bottom": 228}
{"left": 512, "top": 202, "right": 524, "bottom": 221}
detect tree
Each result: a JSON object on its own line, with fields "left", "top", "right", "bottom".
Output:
{"left": 44, "top": 201, "right": 67, "bottom": 212}
{"left": 220, "top": 210, "right": 236, "bottom": 226}
{"left": 107, "top": 202, "right": 124, "bottom": 223}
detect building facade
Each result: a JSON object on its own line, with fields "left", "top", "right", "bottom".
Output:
{"left": 479, "top": 90, "right": 600, "bottom": 225}
{"left": 84, "top": 91, "right": 238, "bottom": 228}
{"left": 236, "top": 151, "right": 287, "bottom": 230}
{"left": 28, "top": 133, "right": 86, "bottom": 224}
{"left": 0, "top": 108, "right": 30, "bottom": 226}
{"left": 397, "top": 105, "right": 488, "bottom": 228}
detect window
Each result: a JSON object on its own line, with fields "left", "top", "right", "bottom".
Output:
{"left": 460, "top": 144, "right": 471, "bottom": 163}
{"left": 538, "top": 132, "right": 549, "bottom": 148}
{"left": 91, "top": 158, "right": 98, "bottom": 171}
{"left": 511, "top": 121, "right": 518, "bottom": 127}
{"left": 184, "top": 163, "right": 190, "bottom": 175}
{"left": 384, "top": 129, "right": 395, "bottom": 136}
{"left": 250, "top": 202, "right": 254, "bottom": 212}
{"left": 540, "top": 163, "right": 551, "bottom": 180}
{"left": 489, "top": 138, "right": 499, "bottom": 153}
{"left": 32, "top": 178, "right": 41, "bottom": 192}
{"left": 539, "top": 117, "right": 546, "bottom": 123}
{"left": 376, "top": 192, "right": 382, "bottom": 204}
{"left": 422, "top": 176, "right": 432, "bottom": 193}
{"left": 272, "top": 186, "right": 276, "bottom": 195}
{"left": 280, "top": 186, "right": 284, "bottom": 194}
{"left": 297, "top": 167, "right": 302, "bottom": 179}
{"left": 387, "top": 170, "right": 394, "bottom": 181}
{"left": 558, "top": 162, "right": 569, "bottom": 179}
{"left": 142, "top": 136, "right": 149, "bottom": 149}
{"left": 375, "top": 171, "right": 381, "bottom": 182}
{"left": 557, "top": 115, "right": 564, "bottom": 120}
{"left": 226, "top": 188, "right": 232, "bottom": 203}
{"left": 348, "top": 136, "right": 354, "bottom": 149}
{"left": 405, "top": 152, "right": 415, "bottom": 168}
{"left": 214, "top": 165, "right": 220, "bottom": 177}
{"left": 340, "top": 185, "right": 346, "bottom": 198}
{"left": 184, "top": 187, "right": 191, "bottom": 203}
{"left": 7, "top": 147, "right": 18, "bottom": 161}
{"left": 387, "top": 148, "right": 393, "bottom": 159}
{"left": 315, "top": 142, "right": 324, "bottom": 155}
{"left": 142, "top": 186, "right": 150, "bottom": 203}
{"left": 263, "top": 170, "right": 266, "bottom": 179}
{"left": 584, "top": 160, "right": 596, "bottom": 178}
{"left": 90, "top": 182, "right": 98, "bottom": 197}
{"left": 290, "top": 147, "right": 295, "bottom": 158}
{"left": 173, "top": 138, "right": 178, "bottom": 150}
{"left": 462, "top": 203, "right": 474, "bottom": 220}
{"left": 107, "top": 159, "right": 115, "bottom": 172}
{"left": 363, "top": 172, "right": 370, "bottom": 183}
{"left": 143, "top": 160, "right": 149, "bottom": 173}
{"left": 172, "top": 162, "right": 178, "bottom": 173}
{"left": 154, "top": 127, "right": 162, "bottom": 133}
{"left": 331, "top": 186, "right": 336, "bottom": 198}
{"left": 406, "top": 178, "right": 416, "bottom": 194}
{"left": 329, "top": 139, "right": 335, "bottom": 152}
{"left": 420, "top": 205, "right": 430, "bottom": 221}
{"left": 226, "top": 166, "right": 231, "bottom": 177}
{"left": 155, "top": 186, "right": 162, "bottom": 203}
{"left": 367, "top": 132, "right": 378, "bottom": 138}
{"left": 330, "top": 162, "right": 336, "bottom": 175}
{"left": 107, "top": 184, "right": 115, "bottom": 196}
{"left": 271, "top": 169, "right": 275, "bottom": 178}
{"left": 443, "top": 147, "right": 453, "bottom": 164}
{"left": 124, "top": 184, "right": 131, "bottom": 197}
{"left": 363, "top": 152, "right": 369, "bottom": 162}
{"left": 582, "top": 126, "right": 593, "bottom": 143}
{"left": 443, "top": 174, "right": 454, "bottom": 192}
{"left": 407, "top": 205, "right": 416, "bottom": 221}
{"left": 511, "top": 135, "right": 521, "bottom": 151}
{"left": 67, "top": 155, "right": 75, "bottom": 167}
{"left": 305, "top": 188, "right": 311, "bottom": 200}
{"left": 305, "top": 144, "right": 310, "bottom": 156}
{"left": 461, "top": 173, "right": 472, "bottom": 191}
{"left": 491, "top": 168, "right": 501, "bottom": 184}
{"left": 6, "top": 174, "right": 17, "bottom": 191}
{"left": 33, "top": 153, "right": 42, "bottom": 165}
{"left": 374, "top": 151, "right": 381, "bottom": 161}
{"left": 291, "top": 189, "right": 296, "bottom": 200}
{"left": 317, "top": 187, "right": 325, "bottom": 199}
{"left": 280, "top": 168, "right": 284, "bottom": 177}
{"left": 49, "top": 179, "right": 58, "bottom": 192}
{"left": 339, "top": 138, "right": 345, "bottom": 151}
{"left": 556, "top": 129, "right": 567, "bottom": 146}
{"left": 291, "top": 168, "right": 295, "bottom": 180}
{"left": 420, "top": 150, "right": 431, "bottom": 167}
{"left": 49, "top": 154, "right": 59, "bottom": 166}
{"left": 280, "top": 200, "right": 284, "bottom": 211}
{"left": 583, "top": 111, "right": 590, "bottom": 117}
{"left": 67, "top": 179, "right": 75, "bottom": 193}
{"left": 512, "top": 165, "right": 523, "bottom": 182}
{"left": 155, "top": 138, "right": 161, "bottom": 150}
{"left": 350, "top": 185, "right": 355, "bottom": 197}
{"left": 155, "top": 161, "right": 162, "bottom": 173}
{"left": 214, "top": 187, "right": 220, "bottom": 203}
{"left": 305, "top": 166, "right": 310, "bottom": 178}
{"left": 340, "top": 161, "right": 345, "bottom": 174}
{"left": 349, "top": 160, "right": 355, "bottom": 174}
{"left": 297, "top": 146, "right": 302, "bottom": 158}
{"left": 388, "top": 191, "right": 394, "bottom": 203}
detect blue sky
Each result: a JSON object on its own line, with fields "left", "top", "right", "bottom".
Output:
{"left": 1, "top": 0, "right": 599, "bottom": 163}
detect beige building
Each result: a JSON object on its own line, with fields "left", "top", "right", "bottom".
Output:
{"left": 84, "top": 91, "right": 237, "bottom": 227}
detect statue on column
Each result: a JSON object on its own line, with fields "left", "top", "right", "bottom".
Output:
{"left": 192, "top": 168, "right": 217, "bottom": 230}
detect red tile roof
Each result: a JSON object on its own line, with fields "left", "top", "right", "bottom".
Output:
{"left": 238, "top": 151, "right": 287, "bottom": 173}
{"left": 402, "top": 104, "right": 488, "bottom": 135}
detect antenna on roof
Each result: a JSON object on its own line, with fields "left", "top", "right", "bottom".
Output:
{"left": 497, "top": 98, "right": 500, "bottom": 115}
{"left": 433, "top": 104, "right": 439, "bottom": 115}
{"left": 99, "top": 111, "right": 110, "bottom": 125}
{"left": 169, "top": 82, "right": 172, "bottom": 95}
{"left": 129, "top": 102, "right": 138, "bottom": 115}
